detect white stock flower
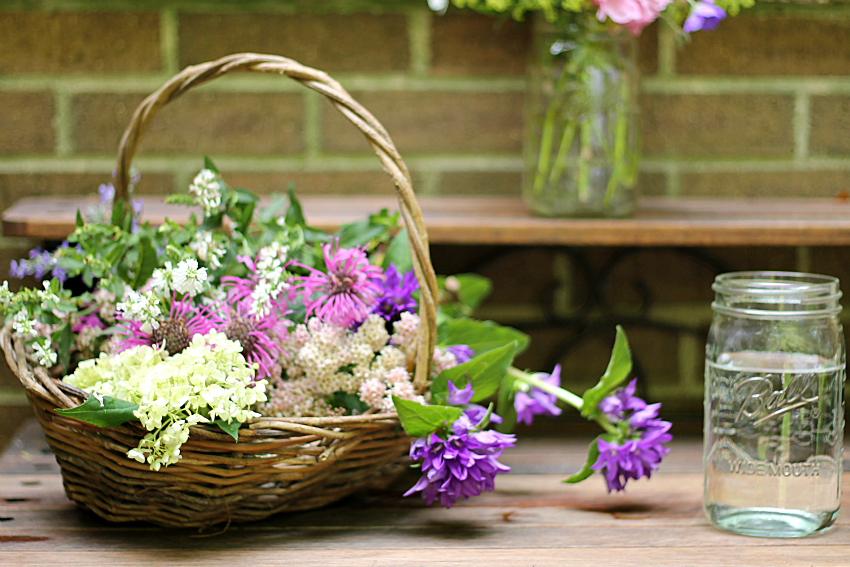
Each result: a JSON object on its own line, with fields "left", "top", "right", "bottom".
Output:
{"left": 172, "top": 258, "right": 208, "bottom": 296}
{"left": 116, "top": 289, "right": 162, "bottom": 331}
{"left": 0, "top": 281, "right": 12, "bottom": 308}
{"left": 12, "top": 310, "right": 37, "bottom": 338}
{"left": 189, "top": 169, "right": 224, "bottom": 216}
{"left": 33, "top": 338, "right": 57, "bottom": 367}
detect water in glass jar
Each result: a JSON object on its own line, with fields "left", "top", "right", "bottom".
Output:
{"left": 704, "top": 351, "right": 844, "bottom": 538}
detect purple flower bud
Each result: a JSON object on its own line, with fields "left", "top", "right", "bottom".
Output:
{"left": 446, "top": 380, "right": 474, "bottom": 406}
{"left": 514, "top": 365, "right": 563, "bottom": 426}
{"left": 98, "top": 183, "right": 115, "bottom": 203}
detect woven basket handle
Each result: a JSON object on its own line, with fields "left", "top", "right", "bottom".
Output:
{"left": 114, "top": 53, "right": 437, "bottom": 388}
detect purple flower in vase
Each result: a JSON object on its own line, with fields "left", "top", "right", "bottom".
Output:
{"left": 403, "top": 405, "right": 515, "bottom": 508}
{"left": 683, "top": 0, "right": 726, "bottom": 33}
{"left": 370, "top": 264, "right": 418, "bottom": 323}
{"left": 591, "top": 379, "right": 672, "bottom": 492}
{"left": 295, "top": 240, "right": 383, "bottom": 328}
{"left": 514, "top": 364, "right": 563, "bottom": 426}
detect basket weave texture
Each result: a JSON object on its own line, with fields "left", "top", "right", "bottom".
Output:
{"left": 0, "top": 53, "right": 440, "bottom": 528}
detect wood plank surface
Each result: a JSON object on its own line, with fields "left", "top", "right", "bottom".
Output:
{"left": 5, "top": 195, "right": 850, "bottom": 246}
{"left": 0, "top": 422, "right": 847, "bottom": 566}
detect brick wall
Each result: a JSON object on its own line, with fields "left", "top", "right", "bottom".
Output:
{"left": 1, "top": 0, "right": 850, "bottom": 445}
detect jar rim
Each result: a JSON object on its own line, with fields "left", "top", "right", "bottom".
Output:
{"left": 712, "top": 271, "right": 840, "bottom": 297}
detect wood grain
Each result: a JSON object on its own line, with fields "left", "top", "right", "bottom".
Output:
{"left": 6, "top": 195, "right": 850, "bottom": 245}
{"left": 1, "top": 427, "right": 847, "bottom": 566}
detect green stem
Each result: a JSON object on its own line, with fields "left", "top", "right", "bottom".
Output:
{"left": 577, "top": 120, "right": 592, "bottom": 203}
{"left": 603, "top": 78, "right": 630, "bottom": 209}
{"left": 547, "top": 120, "right": 577, "bottom": 188}
{"left": 532, "top": 62, "right": 573, "bottom": 196}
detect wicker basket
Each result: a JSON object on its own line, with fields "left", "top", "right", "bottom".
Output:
{"left": 0, "top": 53, "right": 440, "bottom": 528}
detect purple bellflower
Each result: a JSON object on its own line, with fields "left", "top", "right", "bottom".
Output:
{"left": 370, "top": 264, "right": 418, "bottom": 323}
{"left": 683, "top": 0, "right": 726, "bottom": 33}
{"left": 445, "top": 344, "right": 474, "bottom": 365}
{"left": 404, "top": 414, "right": 515, "bottom": 508}
{"left": 591, "top": 379, "right": 672, "bottom": 492}
{"left": 514, "top": 364, "right": 563, "bottom": 426}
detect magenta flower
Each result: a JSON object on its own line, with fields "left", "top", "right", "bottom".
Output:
{"left": 403, "top": 412, "right": 515, "bottom": 508}
{"left": 514, "top": 365, "right": 563, "bottom": 426}
{"left": 683, "top": 0, "right": 726, "bottom": 33}
{"left": 370, "top": 264, "right": 419, "bottom": 323}
{"left": 216, "top": 297, "right": 284, "bottom": 381}
{"left": 591, "top": 380, "right": 672, "bottom": 492}
{"left": 295, "top": 240, "right": 383, "bottom": 328}
{"left": 116, "top": 295, "right": 221, "bottom": 356}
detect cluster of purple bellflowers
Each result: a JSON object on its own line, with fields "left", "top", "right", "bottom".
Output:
{"left": 404, "top": 382, "right": 515, "bottom": 508}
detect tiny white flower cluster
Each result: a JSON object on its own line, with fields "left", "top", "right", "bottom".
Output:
{"left": 66, "top": 330, "right": 268, "bottom": 471}
{"left": 116, "top": 289, "right": 162, "bottom": 333}
{"left": 33, "top": 338, "right": 57, "bottom": 367}
{"left": 12, "top": 310, "right": 37, "bottom": 339}
{"left": 0, "top": 281, "right": 12, "bottom": 308}
{"left": 171, "top": 258, "right": 208, "bottom": 297}
{"left": 250, "top": 242, "right": 291, "bottom": 319}
{"left": 189, "top": 231, "right": 224, "bottom": 269}
{"left": 260, "top": 314, "right": 428, "bottom": 417}
{"left": 37, "top": 281, "right": 59, "bottom": 310}
{"left": 188, "top": 169, "right": 224, "bottom": 216}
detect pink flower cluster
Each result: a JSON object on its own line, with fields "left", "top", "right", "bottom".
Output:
{"left": 594, "top": 0, "right": 672, "bottom": 34}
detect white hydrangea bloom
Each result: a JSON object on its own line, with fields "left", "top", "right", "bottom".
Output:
{"left": 65, "top": 330, "right": 267, "bottom": 471}
{"left": 188, "top": 169, "right": 224, "bottom": 216}
{"left": 171, "top": 258, "right": 208, "bottom": 297}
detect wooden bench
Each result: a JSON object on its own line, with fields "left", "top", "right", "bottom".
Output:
{"left": 5, "top": 195, "right": 850, "bottom": 246}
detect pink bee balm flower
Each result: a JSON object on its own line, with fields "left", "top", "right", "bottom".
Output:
{"left": 217, "top": 297, "right": 285, "bottom": 381}
{"left": 116, "top": 295, "right": 221, "bottom": 356}
{"left": 295, "top": 240, "right": 383, "bottom": 328}
{"left": 595, "top": 0, "right": 672, "bottom": 35}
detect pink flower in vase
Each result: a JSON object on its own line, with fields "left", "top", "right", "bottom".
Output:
{"left": 595, "top": 0, "right": 672, "bottom": 35}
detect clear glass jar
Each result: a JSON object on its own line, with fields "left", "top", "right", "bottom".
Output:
{"left": 704, "top": 271, "right": 845, "bottom": 537}
{"left": 522, "top": 15, "right": 639, "bottom": 218}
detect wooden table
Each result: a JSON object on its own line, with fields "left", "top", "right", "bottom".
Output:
{"left": 6, "top": 195, "right": 850, "bottom": 246}
{"left": 1, "top": 421, "right": 848, "bottom": 566}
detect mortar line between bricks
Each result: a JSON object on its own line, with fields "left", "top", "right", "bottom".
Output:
{"left": 408, "top": 8, "right": 431, "bottom": 77}
{"left": 0, "top": 155, "right": 527, "bottom": 173}
{"left": 793, "top": 92, "right": 811, "bottom": 161}
{"left": 53, "top": 90, "right": 73, "bottom": 157}
{"left": 160, "top": 7, "right": 180, "bottom": 75}
{"left": 642, "top": 77, "right": 850, "bottom": 95}
{"left": 0, "top": 75, "right": 526, "bottom": 93}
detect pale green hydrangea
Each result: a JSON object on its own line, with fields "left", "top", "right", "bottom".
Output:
{"left": 65, "top": 330, "right": 268, "bottom": 471}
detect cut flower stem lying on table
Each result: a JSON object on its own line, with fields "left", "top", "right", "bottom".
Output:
{"left": 1, "top": 159, "right": 671, "bottom": 507}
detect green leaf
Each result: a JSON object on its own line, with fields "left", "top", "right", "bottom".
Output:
{"left": 438, "top": 318, "right": 530, "bottom": 357}
{"left": 580, "top": 326, "right": 633, "bottom": 419}
{"left": 392, "top": 396, "right": 462, "bottom": 438}
{"left": 563, "top": 437, "right": 601, "bottom": 484}
{"left": 259, "top": 193, "right": 289, "bottom": 224}
{"left": 55, "top": 322, "right": 74, "bottom": 374}
{"left": 76, "top": 210, "right": 84, "bottom": 229}
{"left": 55, "top": 394, "right": 139, "bottom": 428}
{"left": 232, "top": 188, "right": 259, "bottom": 204}
{"left": 203, "top": 156, "right": 221, "bottom": 175}
{"left": 213, "top": 419, "right": 240, "bottom": 441}
{"left": 285, "top": 184, "right": 306, "bottom": 227}
{"left": 131, "top": 235, "right": 158, "bottom": 290}
{"left": 199, "top": 211, "right": 223, "bottom": 231}
{"left": 103, "top": 242, "right": 127, "bottom": 269}
{"left": 111, "top": 199, "right": 126, "bottom": 229}
{"left": 330, "top": 390, "right": 370, "bottom": 414}
{"left": 431, "top": 342, "right": 517, "bottom": 403}
{"left": 495, "top": 371, "right": 519, "bottom": 434}
{"left": 336, "top": 219, "right": 386, "bottom": 249}
{"left": 452, "top": 274, "right": 492, "bottom": 311}
{"left": 235, "top": 201, "right": 255, "bottom": 234}
{"left": 382, "top": 228, "right": 413, "bottom": 273}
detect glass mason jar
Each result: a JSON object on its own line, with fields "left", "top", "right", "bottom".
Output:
{"left": 704, "top": 272, "right": 845, "bottom": 538}
{"left": 522, "top": 16, "right": 639, "bottom": 218}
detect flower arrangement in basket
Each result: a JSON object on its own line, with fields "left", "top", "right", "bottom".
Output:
{"left": 0, "top": 54, "right": 672, "bottom": 528}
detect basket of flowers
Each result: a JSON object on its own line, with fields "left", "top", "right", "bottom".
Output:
{"left": 0, "top": 53, "right": 671, "bottom": 528}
